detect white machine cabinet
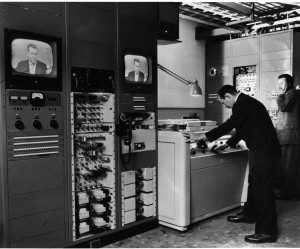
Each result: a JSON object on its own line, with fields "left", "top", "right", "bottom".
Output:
{"left": 158, "top": 127, "right": 248, "bottom": 231}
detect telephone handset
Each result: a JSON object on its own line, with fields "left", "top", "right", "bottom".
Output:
{"left": 116, "top": 113, "right": 133, "bottom": 164}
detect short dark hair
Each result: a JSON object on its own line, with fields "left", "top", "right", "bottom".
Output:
{"left": 27, "top": 43, "right": 39, "bottom": 52}
{"left": 218, "top": 85, "right": 238, "bottom": 99}
{"left": 278, "top": 74, "right": 294, "bottom": 88}
{"left": 133, "top": 58, "right": 140, "bottom": 65}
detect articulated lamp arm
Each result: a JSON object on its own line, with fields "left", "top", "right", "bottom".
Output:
{"left": 157, "top": 64, "right": 202, "bottom": 96}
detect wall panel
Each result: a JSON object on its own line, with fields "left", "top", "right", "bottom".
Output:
{"left": 9, "top": 209, "right": 65, "bottom": 242}
{"left": 70, "top": 40, "right": 114, "bottom": 69}
{"left": 232, "top": 54, "right": 258, "bottom": 67}
{"left": 261, "top": 31, "right": 291, "bottom": 52}
{"left": 262, "top": 50, "right": 291, "bottom": 61}
{"left": 69, "top": 3, "right": 114, "bottom": 45}
{"left": 3, "top": 4, "right": 62, "bottom": 36}
{"left": 8, "top": 158, "right": 64, "bottom": 195}
{"left": 261, "top": 58, "right": 291, "bottom": 72}
{"left": 232, "top": 37, "right": 258, "bottom": 57}
{"left": 206, "top": 41, "right": 231, "bottom": 59}
{"left": 118, "top": 2, "right": 157, "bottom": 21}
{"left": 158, "top": 18, "right": 205, "bottom": 109}
{"left": 10, "top": 230, "right": 66, "bottom": 248}
{"left": 6, "top": 2, "right": 62, "bottom": 15}
{"left": 9, "top": 188, "right": 64, "bottom": 219}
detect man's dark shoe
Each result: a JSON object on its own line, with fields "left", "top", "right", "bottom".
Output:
{"left": 227, "top": 213, "right": 255, "bottom": 224}
{"left": 244, "top": 234, "right": 277, "bottom": 243}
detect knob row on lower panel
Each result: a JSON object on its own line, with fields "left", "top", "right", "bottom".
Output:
{"left": 15, "top": 120, "right": 59, "bottom": 130}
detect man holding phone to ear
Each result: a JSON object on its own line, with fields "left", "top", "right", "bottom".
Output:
{"left": 275, "top": 74, "right": 300, "bottom": 200}
{"left": 186, "top": 85, "right": 281, "bottom": 244}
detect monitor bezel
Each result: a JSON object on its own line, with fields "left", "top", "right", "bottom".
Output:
{"left": 5, "top": 29, "right": 62, "bottom": 91}
{"left": 122, "top": 49, "right": 155, "bottom": 94}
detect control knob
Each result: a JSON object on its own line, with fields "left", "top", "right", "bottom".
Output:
{"left": 50, "top": 119, "right": 59, "bottom": 129}
{"left": 33, "top": 120, "right": 42, "bottom": 130}
{"left": 15, "top": 120, "right": 24, "bottom": 130}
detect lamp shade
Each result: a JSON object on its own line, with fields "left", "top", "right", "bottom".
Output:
{"left": 191, "top": 81, "right": 202, "bottom": 96}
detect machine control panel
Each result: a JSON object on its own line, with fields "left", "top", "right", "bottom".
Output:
{"left": 6, "top": 90, "right": 64, "bottom": 160}
{"left": 7, "top": 90, "right": 62, "bottom": 133}
{"left": 121, "top": 168, "right": 156, "bottom": 226}
{"left": 71, "top": 67, "right": 114, "bottom": 93}
{"left": 234, "top": 65, "right": 258, "bottom": 99}
{"left": 71, "top": 92, "right": 116, "bottom": 240}
{"left": 189, "top": 135, "right": 246, "bottom": 157}
{"left": 158, "top": 119, "right": 247, "bottom": 157}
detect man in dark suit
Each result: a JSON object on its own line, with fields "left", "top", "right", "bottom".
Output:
{"left": 188, "top": 85, "right": 281, "bottom": 243}
{"left": 15, "top": 43, "right": 47, "bottom": 75}
{"left": 127, "top": 58, "right": 145, "bottom": 82}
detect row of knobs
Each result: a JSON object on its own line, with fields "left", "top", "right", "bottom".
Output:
{"left": 15, "top": 119, "right": 59, "bottom": 130}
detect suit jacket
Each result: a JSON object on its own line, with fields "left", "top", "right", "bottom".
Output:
{"left": 127, "top": 71, "right": 145, "bottom": 82}
{"left": 15, "top": 60, "right": 47, "bottom": 75}
{"left": 276, "top": 88, "right": 300, "bottom": 145}
{"left": 206, "top": 93, "right": 281, "bottom": 166}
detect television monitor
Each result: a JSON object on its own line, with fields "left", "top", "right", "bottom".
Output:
{"left": 123, "top": 51, "right": 155, "bottom": 94}
{"left": 125, "top": 55, "right": 150, "bottom": 84}
{"left": 5, "top": 29, "right": 62, "bottom": 91}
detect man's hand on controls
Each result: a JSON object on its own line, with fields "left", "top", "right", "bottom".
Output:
{"left": 183, "top": 132, "right": 207, "bottom": 143}
{"left": 212, "top": 143, "right": 229, "bottom": 151}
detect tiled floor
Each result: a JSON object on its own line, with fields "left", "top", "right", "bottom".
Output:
{"left": 105, "top": 199, "right": 300, "bottom": 248}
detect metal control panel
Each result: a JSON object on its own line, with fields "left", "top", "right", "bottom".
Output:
{"left": 261, "top": 91, "right": 281, "bottom": 126}
{"left": 4, "top": 89, "right": 66, "bottom": 247}
{"left": 121, "top": 168, "right": 157, "bottom": 226}
{"left": 6, "top": 90, "right": 64, "bottom": 160}
{"left": 234, "top": 65, "right": 258, "bottom": 99}
{"left": 71, "top": 92, "right": 116, "bottom": 240}
{"left": 118, "top": 111, "right": 157, "bottom": 227}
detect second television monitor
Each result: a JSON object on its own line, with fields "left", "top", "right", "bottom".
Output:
{"left": 124, "top": 54, "right": 151, "bottom": 84}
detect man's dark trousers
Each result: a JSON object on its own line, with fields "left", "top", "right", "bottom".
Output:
{"left": 243, "top": 159, "right": 278, "bottom": 236}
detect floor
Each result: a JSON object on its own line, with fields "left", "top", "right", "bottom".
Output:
{"left": 105, "top": 198, "right": 300, "bottom": 248}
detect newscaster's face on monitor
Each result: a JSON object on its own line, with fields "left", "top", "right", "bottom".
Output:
{"left": 27, "top": 47, "right": 39, "bottom": 65}
{"left": 134, "top": 61, "right": 140, "bottom": 74}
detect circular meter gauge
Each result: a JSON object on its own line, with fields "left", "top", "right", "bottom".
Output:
{"left": 209, "top": 67, "right": 218, "bottom": 77}
{"left": 30, "top": 92, "right": 45, "bottom": 106}
{"left": 31, "top": 92, "right": 44, "bottom": 99}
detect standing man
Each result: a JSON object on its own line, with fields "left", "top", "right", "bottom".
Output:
{"left": 127, "top": 58, "right": 145, "bottom": 82}
{"left": 275, "top": 74, "right": 300, "bottom": 199}
{"left": 15, "top": 43, "right": 47, "bottom": 75}
{"left": 187, "top": 85, "right": 281, "bottom": 244}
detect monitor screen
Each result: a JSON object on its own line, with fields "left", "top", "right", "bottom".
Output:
{"left": 11, "top": 38, "right": 57, "bottom": 77}
{"left": 124, "top": 55, "right": 150, "bottom": 84}
{"left": 5, "top": 29, "right": 61, "bottom": 91}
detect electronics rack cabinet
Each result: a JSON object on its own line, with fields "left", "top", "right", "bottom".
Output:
{"left": 69, "top": 68, "right": 117, "bottom": 243}
{"left": 0, "top": 2, "right": 68, "bottom": 248}
{"left": 115, "top": 2, "right": 158, "bottom": 238}
{"left": 0, "top": 2, "right": 159, "bottom": 247}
